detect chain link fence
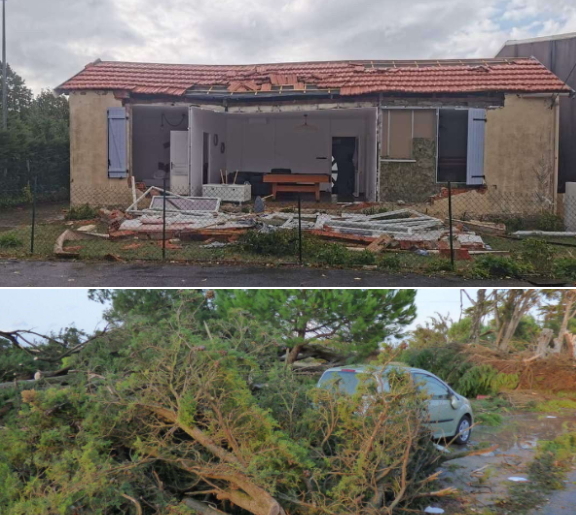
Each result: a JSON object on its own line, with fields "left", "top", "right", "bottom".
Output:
{"left": 2, "top": 173, "right": 576, "bottom": 275}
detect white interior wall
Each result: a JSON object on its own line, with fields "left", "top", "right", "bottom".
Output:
{"left": 189, "top": 107, "right": 227, "bottom": 195}
{"left": 225, "top": 115, "right": 332, "bottom": 176}
{"left": 132, "top": 106, "right": 188, "bottom": 187}
{"left": 224, "top": 109, "right": 376, "bottom": 195}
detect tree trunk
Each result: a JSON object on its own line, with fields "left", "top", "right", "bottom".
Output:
{"left": 494, "top": 291, "right": 540, "bottom": 353}
{"left": 286, "top": 344, "right": 304, "bottom": 365}
{"left": 535, "top": 328, "right": 554, "bottom": 358}
{"left": 286, "top": 326, "right": 307, "bottom": 365}
{"left": 552, "top": 290, "right": 576, "bottom": 354}
{"left": 469, "top": 290, "right": 487, "bottom": 344}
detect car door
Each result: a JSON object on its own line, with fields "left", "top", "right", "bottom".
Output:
{"left": 412, "top": 373, "right": 455, "bottom": 438}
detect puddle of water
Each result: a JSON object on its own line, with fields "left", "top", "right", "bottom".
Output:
{"left": 471, "top": 412, "right": 576, "bottom": 452}
{"left": 0, "top": 202, "right": 67, "bottom": 229}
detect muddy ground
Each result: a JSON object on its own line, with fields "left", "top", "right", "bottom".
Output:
{"left": 432, "top": 410, "right": 576, "bottom": 514}
{"left": 0, "top": 202, "right": 67, "bottom": 232}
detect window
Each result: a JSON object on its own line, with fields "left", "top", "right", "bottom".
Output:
{"left": 437, "top": 109, "right": 468, "bottom": 183}
{"left": 381, "top": 109, "right": 437, "bottom": 160}
{"left": 317, "top": 371, "right": 377, "bottom": 395}
{"left": 413, "top": 374, "right": 450, "bottom": 400}
{"left": 437, "top": 108, "right": 487, "bottom": 184}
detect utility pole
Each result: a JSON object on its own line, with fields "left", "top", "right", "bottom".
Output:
{"left": 1, "top": 0, "right": 7, "bottom": 130}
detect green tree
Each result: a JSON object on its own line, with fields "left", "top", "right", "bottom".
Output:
{"left": 88, "top": 288, "right": 208, "bottom": 322}
{"left": 215, "top": 289, "right": 417, "bottom": 364}
{"left": 0, "top": 60, "right": 33, "bottom": 120}
{"left": 0, "top": 64, "right": 69, "bottom": 198}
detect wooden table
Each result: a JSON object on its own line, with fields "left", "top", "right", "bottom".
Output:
{"left": 263, "top": 174, "right": 331, "bottom": 201}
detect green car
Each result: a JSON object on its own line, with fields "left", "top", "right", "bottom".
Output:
{"left": 317, "top": 364, "right": 474, "bottom": 445}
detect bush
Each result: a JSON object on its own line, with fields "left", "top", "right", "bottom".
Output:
{"left": 471, "top": 255, "right": 530, "bottom": 278}
{"left": 240, "top": 228, "right": 300, "bottom": 256}
{"left": 65, "top": 204, "right": 98, "bottom": 221}
{"left": 425, "top": 258, "right": 453, "bottom": 273}
{"left": 554, "top": 258, "right": 576, "bottom": 280}
{"left": 537, "top": 212, "right": 564, "bottom": 231}
{"left": 378, "top": 253, "right": 401, "bottom": 270}
{"left": 240, "top": 230, "right": 377, "bottom": 267}
{"left": 0, "top": 233, "right": 23, "bottom": 248}
{"left": 401, "top": 346, "right": 517, "bottom": 398}
{"left": 519, "top": 238, "right": 554, "bottom": 275}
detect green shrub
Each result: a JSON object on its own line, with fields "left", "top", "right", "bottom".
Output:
{"left": 519, "top": 238, "right": 554, "bottom": 275}
{"left": 471, "top": 255, "right": 530, "bottom": 278}
{"left": 425, "top": 258, "right": 453, "bottom": 272}
{"left": 240, "top": 229, "right": 300, "bottom": 256}
{"left": 0, "top": 233, "right": 23, "bottom": 248}
{"left": 401, "top": 346, "right": 518, "bottom": 398}
{"left": 241, "top": 230, "right": 378, "bottom": 267}
{"left": 378, "top": 254, "right": 401, "bottom": 271}
{"left": 537, "top": 212, "right": 564, "bottom": 231}
{"left": 492, "top": 372, "right": 520, "bottom": 391}
{"left": 554, "top": 258, "right": 576, "bottom": 280}
{"left": 65, "top": 204, "right": 98, "bottom": 221}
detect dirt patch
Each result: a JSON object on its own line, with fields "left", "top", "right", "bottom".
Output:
{"left": 0, "top": 202, "right": 67, "bottom": 232}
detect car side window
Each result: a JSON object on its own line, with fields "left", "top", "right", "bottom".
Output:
{"left": 413, "top": 374, "right": 450, "bottom": 400}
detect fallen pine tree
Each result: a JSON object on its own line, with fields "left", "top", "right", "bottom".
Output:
{"left": 0, "top": 296, "right": 444, "bottom": 515}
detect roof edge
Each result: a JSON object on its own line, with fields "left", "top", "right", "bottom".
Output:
{"left": 502, "top": 31, "right": 576, "bottom": 47}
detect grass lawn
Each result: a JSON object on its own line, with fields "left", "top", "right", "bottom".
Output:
{"left": 1, "top": 218, "right": 575, "bottom": 279}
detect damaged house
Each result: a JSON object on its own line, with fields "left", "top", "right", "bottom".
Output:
{"left": 55, "top": 57, "right": 572, "bottom": 216}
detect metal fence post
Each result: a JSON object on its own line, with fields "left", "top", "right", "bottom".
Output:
{"left": 447, "top": 181, "right": 455, "bottom": 269}
{"left": 298, "top": 193, "right": 303, "bottom": 265}
{"left": 162, "top": 175, "right": 167, "bottom": 260}
{"left": 29, "top": 160, "right": 37, "bottom": 255}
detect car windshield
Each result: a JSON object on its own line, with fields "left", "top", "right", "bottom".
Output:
{"left": 318, "top": 370, "right": 382, "bottom": 395}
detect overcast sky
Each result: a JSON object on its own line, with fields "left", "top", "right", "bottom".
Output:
{"left": 0, "top": 288, "right": 479, "bottom": 336}
{"left": 4, "top": 0, "right": 576, "bottom": 94}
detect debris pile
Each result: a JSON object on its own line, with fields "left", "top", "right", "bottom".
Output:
{"left": 57, "top": 190, "right": 492, "bottom": 259}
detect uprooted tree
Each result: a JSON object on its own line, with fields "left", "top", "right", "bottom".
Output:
{"left": 0, "top": 290, "right": 445, "bottom": 515}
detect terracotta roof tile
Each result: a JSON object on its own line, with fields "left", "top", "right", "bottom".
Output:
{"left": 55, "top": 58, "right": 572, "bottom": 97}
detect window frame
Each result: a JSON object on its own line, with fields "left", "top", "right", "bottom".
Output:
{"left": 412, "top": 373, "right": 452, "bottom": 400}
{"left": 380, "top": 106, "right": 486, "bottom": 187}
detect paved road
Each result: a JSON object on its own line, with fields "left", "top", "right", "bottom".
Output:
{"left": 0, "top": 259, "right": 533, "bottom": 287}
{"left": 529, "top": 470, "right": 576, "bottom": 515}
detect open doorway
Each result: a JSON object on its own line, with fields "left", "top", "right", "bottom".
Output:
{"left": 132, "top": 105, "right": 188, "bottom": 188}
{"left": 437, "top": 110, "right": 468, "bottom": 183}
{"left": 332, "top": 137, "right": 357, "bottom": 201}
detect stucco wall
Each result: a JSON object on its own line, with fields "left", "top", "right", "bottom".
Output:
{"left": 377, "top": 95, "right": 558, "bottom": 215}
{"left": 69, "top": 91, "right": 132, "bottom": 206}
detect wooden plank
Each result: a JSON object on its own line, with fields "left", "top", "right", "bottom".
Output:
{"left": 366, "top": 234, "right": 392, "bottom": 252}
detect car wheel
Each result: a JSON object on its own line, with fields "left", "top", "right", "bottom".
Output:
{"left": 453, "top": 415, "right": 472, "bottom": 445}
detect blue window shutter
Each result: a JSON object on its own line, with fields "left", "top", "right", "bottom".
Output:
{"left": 466, "top": 108, "right": 486, "bottom": 185}
{"left": 108, "top": 107, "right": 128, "bottom": 178}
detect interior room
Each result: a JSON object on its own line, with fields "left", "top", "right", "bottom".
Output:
{"left": 131, "top": 105, "right": 378, "bottom": 200}
{"left": 132, "top": 105, "right": 189, "bottom": 188}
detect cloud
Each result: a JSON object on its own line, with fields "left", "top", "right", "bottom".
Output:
{"left": 4, "top": 0, "right": 576, "bottom": 93}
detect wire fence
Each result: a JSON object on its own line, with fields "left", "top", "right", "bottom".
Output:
{"left": 1, "top": 174, "right": 575, "bottom": 271}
